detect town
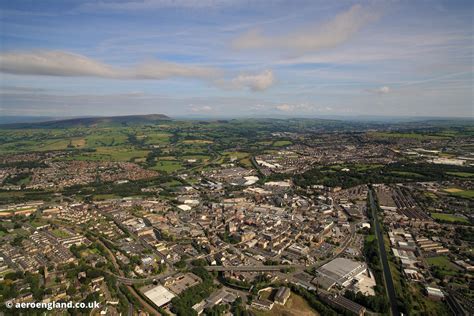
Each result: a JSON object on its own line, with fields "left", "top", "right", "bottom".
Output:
{"left": 0, "top": 117, "right": 472, "bottom": 316}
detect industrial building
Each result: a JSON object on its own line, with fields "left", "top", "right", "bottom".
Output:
{"left": 274, "top": 287, "right": 291, "bottom": 305}
{"left": 142, "top": 285, "right": 176, "bottom": 307}
{"left": 313, "top": 257, "right": 367, "bottom": 290}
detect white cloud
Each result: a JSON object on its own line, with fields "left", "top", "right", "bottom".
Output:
{"left": 274, "top": 103, "right": 333, "bottom": 113}
{"left": 375, "top": 86, "right": 391, "bottom": 94}
{"left": 275, "top": 104, "right": 293, "bottom": 112}
{"left": 0, "top": 51, "right": 277, "bottom": 92}
{"left": 0, "top": 50, "right": 219, "bottom": 80}
{"left": 275, "top": 103, "right": 311, "bottom": 112}
{"left": 233, "top": 4, "right": 379, "bottom": 54}
{"left": 190, "top": 105, "right": 213, "bottom": 112}
{"left": 231, "top": 69, "right": 274, "bottom": 91}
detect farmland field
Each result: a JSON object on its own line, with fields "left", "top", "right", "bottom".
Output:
{"left": 152, "top": 160, "right": 184, "bottom": 172}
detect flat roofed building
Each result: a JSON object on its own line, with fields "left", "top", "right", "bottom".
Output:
{"left": 313, "top": 257, "right": 367, "bottom": 290}
{"left": 322, "top": 294, "right": 366, "bottom": 316}
{"left": 143, "top": 285, "right": 176, "bottom": 307}
{"left": 164, "top": 272, "right": 201, "bottom": 295}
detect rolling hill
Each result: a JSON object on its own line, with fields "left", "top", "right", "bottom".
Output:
{"left": 0, "top": 114, "right": 171, "bottom": 129}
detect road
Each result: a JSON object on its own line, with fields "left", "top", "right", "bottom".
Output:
{"left": 113, "top": 220, "right": 356, "bottom": 287}
{"left": 205, "top": 264, "right": 305, "bottom": 272}
{"left": 115, "top": 270, "right": 176, "bottom": 285}
{"left": 369, "top": 188, "right": 400, "bottom": 316}
{"left": 95, "top": 238, "right": 161, "bottom": 316}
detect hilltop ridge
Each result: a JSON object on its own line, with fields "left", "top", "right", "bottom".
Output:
{"left": 0, "top": 114, "right": 171, "bottom": 129}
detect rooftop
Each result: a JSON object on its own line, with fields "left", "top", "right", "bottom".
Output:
{"left": 143, "top": 285, "right": 176, "bottom": 307}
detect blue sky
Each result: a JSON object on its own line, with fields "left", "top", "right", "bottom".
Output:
{"left": 0, "top": 0, "right": 472, "bottom": 118}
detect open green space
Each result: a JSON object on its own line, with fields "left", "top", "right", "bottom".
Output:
{"left": 85, "top": 134, "right": 128, "bottom": 147}
{"left": 30, "top": 219, "right": 49, "bottom": 228}
{"left": 369, "top": 132, "right": 450, "bottom": 140}
{"left": 143, "top": 132, "right": 172, "bottom": 144}
{"left": 151, "top": 160, "right": 184, "bottom": 173}
{"left": 446, "top": 172, "right": 474, "bottom": 178}
{"left": 365, "top": 234, "right": 376, "bottom": 242}
{"left": 296, "top": 162, "right": 474, "bottom": 188}
{"left": 93, "top": 194, "right": 120, "bottom": 201}
{"left": 222, "top": 151, "right": 250, "bottom": 159}
{"left": 181, "top": 155, "right": 211, "bottom": 161}
{"left": 251, "top": 293, "right": 319, "bottom": 316}
{"left": 95, "top": 147, "right": 149, "bottom": 161}
{"left": 272, "top": 140, "right": 292, "bottom": 147}
{"left": 51, "top": 229, "right": 72, "bottom": 238}
{"left": 431, "top": 213, "right": 469, "bottom": 223}
{"left": 390, "top": 171, "right": 424, "bottom": 178}
{"left": 405, "top": 283, "right": 450, "bottom": 315}
{"left": 427, "top": 256, "right": 454, "bottom": 269}
{"left": 181, "top": 139, "right": 213, "bottom": 144}
{"left": 447, "top": 189, "right": 474, "bottom": 199}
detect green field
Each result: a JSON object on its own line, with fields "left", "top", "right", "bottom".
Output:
{"left": 181, "top": 139, "right": 213, "bottom": 144}
{"left": 426, "top": 256, "right": 459, "bottom": 273}
{"left": 446, "top": 172, "right": 474, "bottom": 178}
{"left": 446, "top": 189, "right": 474, "bottom": 199}
{"left": 431, "top": 213, "right": 469, "bottom": 223}
{"left": 152, "top": 160, "right": 184, "bottom": 172}
{"left": 30, "top": 220, "right": 49, "bottom": 228}
{"left": 68, "top": 147, "right": 149, "bottom": 161}
{"left": 85, "top": 132, "right": 128, "bottom": 147}
{"left": 93, "top": 194, "right": 121, "bottom": 200}
{"left": 222, "top": 151, "right": 250, "bottom": 159}
{"left": 143, "top": 132, "right": 172, "bottom": 144}
{"left": 181, "top": 155, "right": 211, "bottom": 161}
{"left": 51, "top": 229, "right": 72, "bottom": 238}
{"left": 365, "top": 234, "right": 376, "bottom": 242}
{"left": 426, "top": 256, "right": 459, "bottom": 274}
{"left": 369, "top": 132, "right": 450, "bottom": 140}
{"left": 272, "top": 140, "right": 292, "bottom": 147}
{"left": 95, "top": 147, "right": 149, "bottom": 161}
{"left": 390, "top": 171, "right": 424, "bottom": 178}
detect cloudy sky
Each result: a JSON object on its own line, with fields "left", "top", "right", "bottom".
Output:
{"left": 0, "top": 0, "right": 472, "bottom": 118}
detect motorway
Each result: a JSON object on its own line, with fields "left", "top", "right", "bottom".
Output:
{"left": 369, "top": 188, "right": 400, "bottom": 316}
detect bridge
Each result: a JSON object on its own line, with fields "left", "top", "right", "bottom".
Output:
{"left": 203, "top": 264, "right": 305, "bottom": 272}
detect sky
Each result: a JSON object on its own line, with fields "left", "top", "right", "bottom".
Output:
{"left": 0, "top": 0, "right": 473, "bottom": 118}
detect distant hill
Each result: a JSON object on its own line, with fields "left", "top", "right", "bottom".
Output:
{"left": 0, "top": 116, "right": 62, "bottom": 125}
{"left": 0, "top": 114, "right": 171, "bottom": 129}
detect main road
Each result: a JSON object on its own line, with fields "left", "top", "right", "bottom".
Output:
{"left": 368, "top": 188, "right": 400, "bottom": 316}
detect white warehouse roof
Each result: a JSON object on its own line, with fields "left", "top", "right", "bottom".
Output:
{"left": 143, "top": 285, "right": 175, "bottom": 307}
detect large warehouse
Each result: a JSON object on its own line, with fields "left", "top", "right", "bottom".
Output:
{"left": 313, "top": 257, "right": 367, "bottom": 290}
{"left": 143, "top": 285, "right": 176, "bottom": 307}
